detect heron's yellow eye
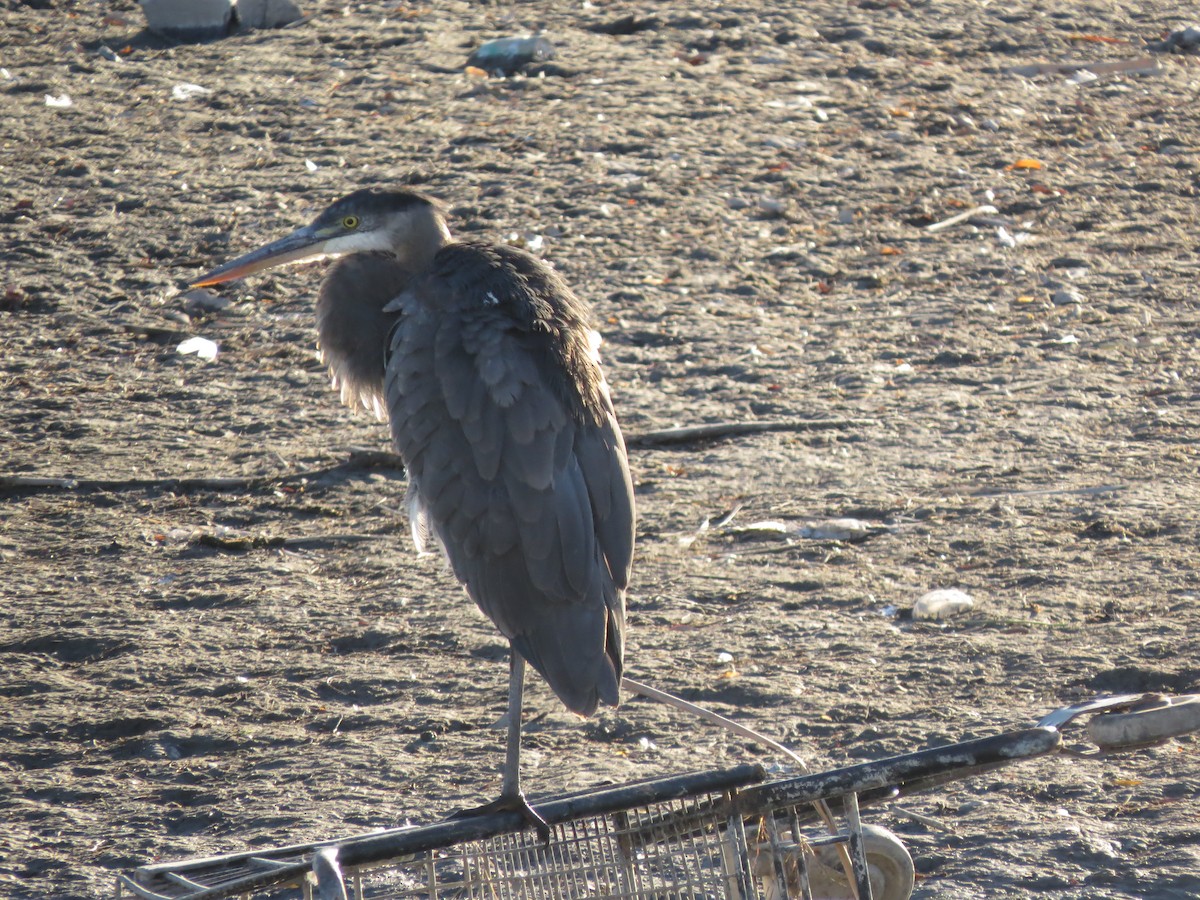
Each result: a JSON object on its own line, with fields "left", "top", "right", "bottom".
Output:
{"left": 341, "top": 215, "right": 360, "bottom": 230}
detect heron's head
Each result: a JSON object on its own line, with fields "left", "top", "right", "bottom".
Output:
{"left": 191, "top": 189, "right": 450, "bottom": 287}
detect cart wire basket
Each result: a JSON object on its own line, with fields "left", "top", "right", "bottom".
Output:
{"left": 117, "top": 692, "right": 1200, "bottom": 900}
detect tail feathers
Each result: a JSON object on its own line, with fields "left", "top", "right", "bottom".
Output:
{"left": 510, "top": 605, "right": 622, "bottom": 716}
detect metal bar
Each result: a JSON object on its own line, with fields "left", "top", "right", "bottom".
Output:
{"left": 739, "top": 727, "right": 1060, "bottom": 812}
{"left": 843, "top": 793, "right": 872, "bottom": 900}
{"left": 788, "top": 806, "right": 814, "bottom": 900}
{"left": 337, "top": 764, "right": 766, "bottom": 870}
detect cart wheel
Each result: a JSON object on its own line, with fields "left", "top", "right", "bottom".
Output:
{"left": 1088, "top": 693, "right": 1200, "bottom": 750}
{"left": 808, "top": 824, "right": 915, "bottom": 900}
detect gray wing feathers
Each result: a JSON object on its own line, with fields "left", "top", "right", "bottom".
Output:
{"left": 384, "top": 292, "right": 628, "bottom": 715}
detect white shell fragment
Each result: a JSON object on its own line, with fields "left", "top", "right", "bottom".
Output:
{"left": 913, "top": 589, "right": 975, "bottom": 621}
{"left": 797, "top": 518, "right": 874, "bottom": 541}
{"left": 177, "top": 336, "right": 220, "bottom": 361}
{"left": 171, "top": 83, "right": 212, "bottom": 101}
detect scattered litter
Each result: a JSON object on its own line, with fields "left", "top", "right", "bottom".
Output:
{"left": 996, "top": 226, "right": 1031, "bottom": 248}
{"left": 305, "top": 159, "right": 319, "bottom": 171}
{"left": 716, "top": 652, "right": 735, "bottom": 664}
{"left": 925, "top": 205, "right": 998, "bottom": 233}
{"left": 467, "top": 36, "right": 555, "bottom": 76}
{"left": 729, "top": 520, "right": 791, "bottom": 538}
{"left": 171, "top": 82, "right": 212, "bottom": 101}
{"left": 44, "top": 94, "right": 73, "bottom": 108}
{"left": 177, "top": 336, "right": 220, "bottom": 361}
{"left": 1005, "top": 57, "right": 1162, "bottom": 81}
{"left": 728, "top": 517, "right": 879, "bottom": 542}
{"left": 97, "top": 45, "right": 122, "bottom": 63}
{"left": 913, "top": 588, "right": 975, "bottom": 621}
{"left": 1050, "top": 334, "right": 1079, "bottom": 344}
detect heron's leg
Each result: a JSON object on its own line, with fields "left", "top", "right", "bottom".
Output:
{"left": 447, "top": 650, "right": 550, "bottom": 843}
{"left": 498, "top": 651, "right": 551, "bottom": 842}
{"left": 500, "top": 651, "right": 526, "bottom": 800}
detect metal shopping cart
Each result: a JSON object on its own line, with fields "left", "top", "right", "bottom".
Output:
{"left": 116, "top": 691, "right": 1199, "bottom": 900}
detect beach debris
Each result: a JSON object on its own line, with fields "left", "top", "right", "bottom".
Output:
{"left": 44, "top": 93, "right": 73, "bottom": 108}
{"left": 139, "top": 0, "right": 302, "bottom": 41}
{"left": 180, "top": 289, "right": 232, "bottom": 315}
{"left": 1088, "top": 693, "right": 1200, "bottom": 749}
{"left": 913, "top": 589, "right": 975, "bottom": 621}
{"left": 239, "top": 0, "right": 303, "bottom": 30}
{"left": 467, "top": 36, "right": 555, "bottom": 76}
{"left": 171, "top": 82, "right": 212, "bottom": 101}
{"left": 176, "top": 336, "right": 220, "bottom": 361}
{"left": 1005, "top": 57, "right": 1162, "bottom": 81}
{"left": 1052, "top": 288, "right": 1085, "bottom": 306}
{"left": 140, "top": 0, "right": 235, "bottom": 40}
{"left": 924, "top": 204, "right": 999, "bottom": 233}
{"left": 728, "top": 517, "right": 879, "bottom": 542}
{"left": 1147, "top": 25, "right": 1200, "bottom": 54}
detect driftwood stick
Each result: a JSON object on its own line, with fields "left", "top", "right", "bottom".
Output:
{"left": 0, "top": 419, "right": 870, "bottom": 495}
{"left": 626, "top": 417, "right": 875, "bottom": 448}
{"left": 0, "top": 451, "right": 406, "bottom": 496}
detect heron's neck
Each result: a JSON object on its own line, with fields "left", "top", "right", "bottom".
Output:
{"left": 391, "top": 209, "right": 452, "bottom": 271}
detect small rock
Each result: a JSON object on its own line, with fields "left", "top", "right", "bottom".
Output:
{"left": 757, "top": 196, "right": 786, "bottom": 217}
{"left": 1052, "top": 288, "right": 1084, "bottom": 306}
{"left": 140, "top": 0, "right": 235, "bottom": 41}
{"left": 238, "top": 0, "right": 303, "bottom": 29}
{"left": 589, "top": 14, "right": 660, "bottom": 36}
{"left": 181, "top": 289, "right": 232, "bottom": 315}
{"left": 1048, "top": 256, "right": 1090, "bottom": 270}
{"left": 913, "top": 588, "right": 975, "bottom": 621}
{"left": 1148, "top": 25, "right": 1200, "bottom": 54}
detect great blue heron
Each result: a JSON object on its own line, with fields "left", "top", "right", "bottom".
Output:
{"left": 191, "top": 189, "right": 635, "bottom": 837}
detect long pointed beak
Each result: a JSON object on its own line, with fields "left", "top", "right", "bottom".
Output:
{"left": 190, "top": 225, "right": 332, "bottom": 287}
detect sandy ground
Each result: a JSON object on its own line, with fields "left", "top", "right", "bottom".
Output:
{"left": 2, "top": 1, "right": 1199, "bottom": 898}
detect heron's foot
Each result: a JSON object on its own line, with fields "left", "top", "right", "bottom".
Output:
{"left": 449, "top": 792, "right": 551, "bottom": 844}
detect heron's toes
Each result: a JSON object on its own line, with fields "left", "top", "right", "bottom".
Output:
{"left": 448, "top": 792, "right": 551, "bottom": 844}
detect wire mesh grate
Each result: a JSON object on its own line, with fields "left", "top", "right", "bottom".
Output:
{"left": 337, "top": 793, "right": 754, "bottom": 900}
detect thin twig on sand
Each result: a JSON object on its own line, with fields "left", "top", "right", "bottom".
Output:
{"left": 1, "top": 419, "right": 872, "bottom": 495}
{"left": 627, "top": 418, "right": 876, "bottom": 448}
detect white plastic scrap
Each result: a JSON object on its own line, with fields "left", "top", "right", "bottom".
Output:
{"left": 45, "top": 93, "right": 73, "bottom": 108}
{"left": 177, "top": 336, "right": 220, "bottom": 361}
